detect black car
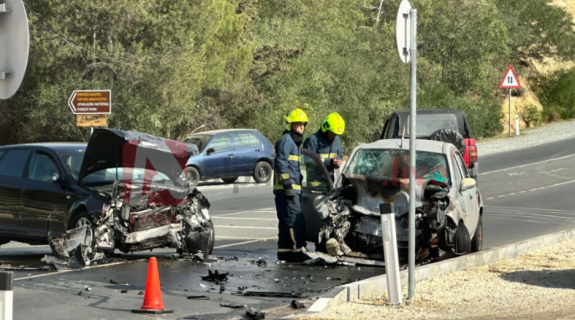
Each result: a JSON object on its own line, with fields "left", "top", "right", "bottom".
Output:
{"left": 0, "top": 129, "right": 214, "bottom": 266}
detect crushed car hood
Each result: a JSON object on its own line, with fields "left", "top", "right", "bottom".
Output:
{"left": 78, "top": 129, "right": 198, "bottom": 184}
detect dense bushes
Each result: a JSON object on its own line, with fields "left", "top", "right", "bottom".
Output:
{"left": 0, "top": 0, "right": 574, "bottom": 151}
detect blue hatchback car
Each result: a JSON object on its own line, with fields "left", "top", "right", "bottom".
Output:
{"left": 184, "top": 129, "right": 274, "bottom": 185}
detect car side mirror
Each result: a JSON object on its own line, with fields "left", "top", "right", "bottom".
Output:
{"left": 372, "top": 132, "right": 380, "bottom": 142}
{"left": 460, "top": 178, "right": 477, "bottom": 192}
{"left": 206, "top": 148, "right": 215, "bottom": 155}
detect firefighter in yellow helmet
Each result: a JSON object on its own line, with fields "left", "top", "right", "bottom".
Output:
{"left": 303, "top": 112, "right": 345, "bottom": 182}
{"left": 273, "top": 108, "right": 310, "bottom": 262}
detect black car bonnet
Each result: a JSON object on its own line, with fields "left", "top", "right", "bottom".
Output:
{"left": 78, "top": 129, "right": 198, "bottom": 184}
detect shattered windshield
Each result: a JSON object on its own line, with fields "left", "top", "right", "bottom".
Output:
{"left": 58, "top": 150, "right": 173, "bottom": 185}
{"left": 345, "top": 149, "right": 450, "bottom": 185}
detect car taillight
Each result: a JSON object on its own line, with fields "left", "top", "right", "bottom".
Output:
{"left": 469, "top": 145, "right": 477, "bottom": 162}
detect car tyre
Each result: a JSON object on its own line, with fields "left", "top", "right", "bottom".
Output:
{"left": 187, "top": 166, "right": 200, "bottom": 187}
{"left": 253, "top": 161, "right": 272, "bottom": 183}
{"left": 471, "top": 215, "right": 483, "bottom": 253}
{"left": 206, "top": 220, "right": 215, "bottom": 254}
{"left": 222, "top": 177, "right": 238, "bottom": 184}
{"left": 455, "top": 222, "right": 471, "bottom": 254}
{"left": 68, "top": 212, "right": 114, "bottom": 258}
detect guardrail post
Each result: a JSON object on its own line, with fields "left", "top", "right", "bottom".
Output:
{"left": 0, "top": 272, "right": 14, "bottom": 320}
{"left": 380, "top": 203, "right": 402, "bottom": 305}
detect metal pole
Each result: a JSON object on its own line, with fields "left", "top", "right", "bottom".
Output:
{"left": 508, "top": 89, "right": 511, "bottom": 137}
{"left": 0, "top": 272, "right": 14, "bottom": 320}
{"left": 408, "top": 8, "right": 417, "bottom": 300}
{"left": 380, "top": 203, "right": 402, "bottom": 304}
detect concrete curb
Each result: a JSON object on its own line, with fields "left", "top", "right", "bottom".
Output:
{"left": 286, "top": 227, "right": 575, "bottom": 318}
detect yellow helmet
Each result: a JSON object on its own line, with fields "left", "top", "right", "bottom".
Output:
{"left": 321, "top": 112, "right": 345, "bottom": 135}
{"left": 284, "top": 108, "right": 309, "bottom": 130}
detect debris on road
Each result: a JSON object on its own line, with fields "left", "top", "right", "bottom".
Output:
{"left": 237, "top": 286, "right": 248, "bottom": 292}
{"left": 220, "top": 284, "right": 225, "bottom": 293}
{"left": 0, "top": 265, "right": 51, "bottom": 272}
{"left": 250, "top": 257, "right": 267, "bottom": 267}
{"left": 109, "top": 279, "right": 119, "bottom": 284}
{"left": 121, "top": 290, "right": 128, "bottom": 293}
{"left": 187, "top": 295, "right": 210, "bottom": 300}
{"left": 290, "top": 300, "right": 306, "bottom": 309}
{"left": 85, "top": 287, "right": 92, "bottom": 291}
{"left": 245, "top": 307, "right": 265, "bottom": 320}
{"left": 220, "top": 303, "right": 244, "bottom": 309}
{"left": 243, "top": 291, "right": 303, "bottom": 298}
{"left": 138, "top": 291, "right": 144, "bottom": 295}
{"left": 201, "top": 270, "right": 228, "bottom": 282}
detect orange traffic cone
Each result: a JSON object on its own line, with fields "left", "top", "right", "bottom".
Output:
{"left": 132, "top": 257, "right": 173, "bottom": 314}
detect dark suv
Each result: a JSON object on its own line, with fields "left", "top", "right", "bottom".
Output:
{"left": 184, "top": 129, "right": 274, "bottom": 185}
{"left": 377, "top": 109, "right": 478, "bottom": 180}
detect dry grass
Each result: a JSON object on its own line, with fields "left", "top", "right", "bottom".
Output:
{"left": 304, "top": 239, "right": 575, "bottom": 320}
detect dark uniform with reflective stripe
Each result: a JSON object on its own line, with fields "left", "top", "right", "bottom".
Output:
{"left": 273, "top": 131, "right": 306, "bottom": 254}
{"left": 303, "top": 129, "right": 343, "bottom": 182}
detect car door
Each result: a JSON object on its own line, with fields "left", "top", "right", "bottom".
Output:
{"left": 0, "top": 149, "right": 32, "bottom": 237}
{"left": 202, "top": 134, "right": 236, "bottom": 179}
{"left": 231, "top": 132, "right": 257, "bottom": 174}
{"left": 300, "top": 149, "right": 333, "bottom": 243}
{"left": 453, "top": 151, "right": 479, "bottom": 234}
{"left": 21, "top": 150, "right": 70, "bottom": 238}
{"left": 450, "top": 149, "right": 475, "bottom": 230}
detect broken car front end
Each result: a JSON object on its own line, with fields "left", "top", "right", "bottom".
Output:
{"left": 47, "top": 129, "right": 214, "bottom": 268}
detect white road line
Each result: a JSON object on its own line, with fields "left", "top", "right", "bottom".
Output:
{"left": 487, "top": 215, "right": 541, "bottom": 224}
{"left": 215, "top": 225, "right": 276, "bottom": 230}
{"left": 214, "top": 236, "right": 277, "bottom": 249}
{"left": 485, "top": 211, "right": 575, "bottom": 222}
{"left": 479, "top": 154, "right": 575, "bottom": 176}
{"left": 14, "top": 261, "right": 127, "bottom": 282}
{"left": 217, "top": 236, "right": 276, "bottom": 240}
{"left": 486, "top": 206, "right": 575, "bottom": 214}
{"left": 214, "top": 208, "right": 275, "bottom": 217}
{"left": 212, "top": 217, "right": 277, "bottom": 221}
{"left": 485, "top": 179, "right": 575, "bottom": 200}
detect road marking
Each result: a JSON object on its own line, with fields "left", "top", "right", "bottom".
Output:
{"left": 214, "top": 236, "right": 277, "bottom": 249}
{"left": 217, "top": 236, "right": 277, "bottom": 240}
{"left": 14, "top": 261, "right": 127, "bottom": 282}
{"left": 479, "top": 154, "right": 575, "bottom": 176}
{"left": 214, "top": 208, "right": 275, "bottom": 217}
{"left": 215, "top": 225, "right": 276, "bottom": 230}
{"left": 485, "top": 179, "right": 575, "bottom": 200}
{"left": 212, "top": 217, "right": 277, "bottom": 221}
{"left": 485, "top": 210, "right": 575, "bottom": 222}
{"left": 487, "top": 215, "right": 541, "bottom": 224}
{"left": 486, "top": 206, "right": 575, "bottom": 214}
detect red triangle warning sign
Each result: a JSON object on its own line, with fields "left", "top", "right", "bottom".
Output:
{"left": 499, "top": 66, "right": 521, "bottom": 89}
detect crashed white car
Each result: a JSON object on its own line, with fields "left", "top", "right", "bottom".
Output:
{"left": 300, "top": 139, "right": 483, "bottom": 262}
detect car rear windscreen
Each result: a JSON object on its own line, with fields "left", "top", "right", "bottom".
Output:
{"left": 408, "top": 114, "right": 459, "bottom": 137}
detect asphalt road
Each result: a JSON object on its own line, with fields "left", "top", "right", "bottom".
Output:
{"left": 2, "top": 136, "right": 575, "bottom": 319}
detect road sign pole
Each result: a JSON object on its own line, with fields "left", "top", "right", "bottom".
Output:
{"left": 408, "top": 8, "right": 417, "bottom": 300}
{"left": 508, "top": 89, "right": 511, "bottom": 137}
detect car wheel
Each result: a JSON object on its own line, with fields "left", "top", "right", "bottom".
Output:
{"left": 253, "top": 161, "right": 272, "bottom": 183}
{"left": 222, "top": 177, "right": 238, "bottom": 184}
{"left": 187, "top": 167, "right": 200, "bottom": 187}
{"left": 68, "top": 212, "right": 114, "bottom": 258}
{"left": 471, "top": 215, "right": 483, "bottom": 253}
{"left": 455, "top": 222, "right": 471, "bottom": 254}
{"left": 206, "top": 220, "right": 215, "bottom": 254}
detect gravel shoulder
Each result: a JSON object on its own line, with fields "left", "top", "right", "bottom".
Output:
{"left": 477, "top": 119, "right": 575, "bottom": 156}
{"left": 304, "top": 238, "right": 575, "bottom": 320}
